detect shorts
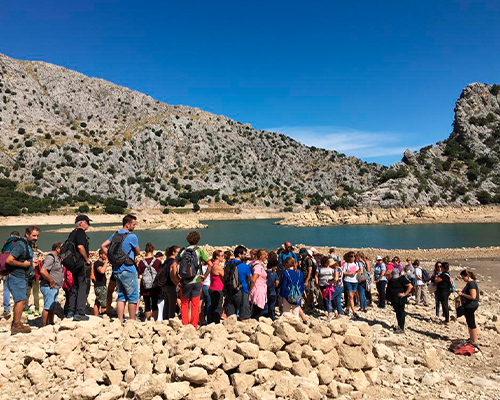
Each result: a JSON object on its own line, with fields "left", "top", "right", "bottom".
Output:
{"left": 40, "top": 286, "right": 59, "bottom": 310}
{"left": 115, "top": 270, "right": 139, "bottom": 304}
{"left": 344, "top": 281, "right": 358, "bottom": 293}
{"left": 94, "top": 286, "right": 107, "bottom": 307}
{"left": 180, "top": 281, "right": 203, "bottom": 300}
{"left": 282, "top": 298, "right": 301, "bottom": 317}
{"left": 143, "top": 295, "right": 158, "bottom": 312}
{"left": 6, "top": 274, "right": 27, "bottom": 303}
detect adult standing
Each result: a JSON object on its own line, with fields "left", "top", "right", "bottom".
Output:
{"left": 280, "top": 257, "right": 307, "bottom": 323}
{"left": 92, "top": 250, "right": 108, "bottom": 316}
{"left": 176, "top": 231, "right": 212, "bottom": 329}
{"left": 317, "top": 257, "right": 336, "bottom": 321}
{"left": 137, "top": 242, "right": 162, "bottom": 320}
{"left": 68, "top": 215, "right": 92, "bottom": 321}
{"left": 456, "top": 270, "right": 480, "bottom": 350}
{"left": 249, "top": 249, "right": 268, "bottom": 319}
{"left": 356, "top": 252, "right": 369, "bottom": 312}
{"left": 431, "top": 261, "right": 443, "bottom": 318}
{"left": 39, "top": 242, "right": 63, "bottom": 326}
{"left": 5, "top": 226, "right": 40, "bottom": 334}
{"left": 298, "top": 248, "right": 314, "bottom": 309}
{"left": 24, "top": 244, "right": 41, "bottom": 317}
{"left": 374, "top": 256, "right": 387, "bottom": 309}
{"left": 1, "top": 231, "right": 21, "bottom": 319}
{"left": 207, "top": 250, "right": 225, "bottom": 324}
{"left": 264, "top": 258, "right": 279, "bottom": 321}
{"left": 224, "top": 245, "right": 252, "bottom": 322}
{"left": 159, "top": 245, "right": 180, "bottom": 320}
{"left": 101, "top": 214, "right": 140, "bottom": 323}
{"left": 278, "top": 241, "right": 298, "bottom": 265}
{"left": 386, "top": 269, "right": 413, "bottom": 333}
{"left": 432, "top": 262, "right": 451, "bottom": 324}
{"left": 413, "top": 260, "right": 429, "bottom": 306}
{"left": 342, "top": 251, "right": 360, "bottom": 318}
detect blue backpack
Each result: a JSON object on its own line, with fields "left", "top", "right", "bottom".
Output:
{"left": 285, "top": 270, "right": 302, "bottom": 304}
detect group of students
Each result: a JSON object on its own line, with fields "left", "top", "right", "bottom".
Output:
{"left": 0, "top": 216, "right": 481, "bottom": 349}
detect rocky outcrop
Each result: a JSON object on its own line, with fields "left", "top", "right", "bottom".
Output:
{"left": 0, "top": 313, "right": 379, "bottom": 400}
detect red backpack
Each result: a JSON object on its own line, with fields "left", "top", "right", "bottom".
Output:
{"left": 62, "top": 267, "right": 74, "bottom": 290}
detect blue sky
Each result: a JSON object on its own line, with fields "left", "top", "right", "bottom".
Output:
{"left": 1, "top": 0, "right": 499, "bottom": 165}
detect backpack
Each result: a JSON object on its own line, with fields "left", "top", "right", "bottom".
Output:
{"left": 178, "top": 247, "right": 200, "bottom": 280}
{"left": 153, "top": 260, "right": 169, "bottom": 290}
{"left": 60, "top": 230, "right": 81, "bottom": 272}
{"left": 62, "top": 267, "right": 74, "bottom": 290}
{"left": 223, "top": 260, "right": 241, "bottom": 294}
{"left": 1, "top": 237, "right": 20, "bottom": 253}
{"left": 421, "top": 268, "right": 431, "bottom": 283}
{"left": 445, "top": 273, "right": 456, "bottom": 293}
{"left": 285, "top": 270, "right": 302, "bottom": 304}
{"left": 108, "top": 232, "right": 135, "bottom": 268}
{"left": 0, "top": 238, "right": 30, "bottom": 276}
{"left": 142, "top": 258, "right": 157, "bottom": 290}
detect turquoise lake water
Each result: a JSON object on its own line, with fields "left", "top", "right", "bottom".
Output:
{"left": 1, "top": 219, "right": 499, "bottom": 252}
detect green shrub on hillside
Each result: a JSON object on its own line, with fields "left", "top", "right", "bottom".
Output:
{"left": 476, "top": 190, "right": 492, "bottom": 205}
{"left": 490, "top": 84, "right": 500, "bottom": 96}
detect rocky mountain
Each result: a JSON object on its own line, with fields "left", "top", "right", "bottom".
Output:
{"left": 0, "top": 52, "right": 499, "bottom": 214}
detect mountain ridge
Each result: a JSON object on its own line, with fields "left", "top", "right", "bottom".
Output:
{"left": 0, "top": 53, "right": 499, "bottom": 215}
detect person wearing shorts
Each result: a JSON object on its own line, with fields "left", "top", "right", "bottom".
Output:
{"left": 39, "top": 242, "right": 63, "bottom": 326}
{"left": 101, "top": 215, "right": 140, "bottom": 323}
{"left": 93, "top": 249, "right": 109, "bottom": 316}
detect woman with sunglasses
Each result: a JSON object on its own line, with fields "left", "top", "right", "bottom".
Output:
{"left": 457, "top": 270, "right": 479, "bottom": 350}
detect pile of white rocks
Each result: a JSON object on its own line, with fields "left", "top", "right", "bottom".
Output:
{"left": 0, "top": 313, "right": 380, "bottom": 400}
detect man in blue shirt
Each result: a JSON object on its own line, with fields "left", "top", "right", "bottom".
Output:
{"left": 279, "top": 241, "right": 298, "bottom": 265}
{"left": 6, "top": 226, "right": 39, "bottom": 334}
{"left": 101, "top": 214, "right": 140, "bottom": 322}
{"left": 374, "top": 256, "right": 387, "bottom": 308}
{"left": 225, "top": 245, "right": 252, "bottom": 321}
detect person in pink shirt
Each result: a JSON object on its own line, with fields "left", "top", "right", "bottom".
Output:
{"left": 249, "top": 249, "right": 268, "bottom": 319}
{"left": 207, "top": 250, "right": 225, "bottom": 324}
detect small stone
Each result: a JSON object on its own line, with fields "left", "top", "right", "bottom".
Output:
{"left": 163, "top": 382, "right": 191, "bottom": 400}
{"left": 236, "top": 342, "right": 260, "bottom": 359}
{"left": 182, "top": 367, "right": 209, "bottom": 385}
{"left": 231, "top": 373, "right": 255, "bottom": 397}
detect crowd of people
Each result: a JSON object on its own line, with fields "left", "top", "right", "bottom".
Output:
{"left": 0, "top": 214, "right": 480, "bottom": 350}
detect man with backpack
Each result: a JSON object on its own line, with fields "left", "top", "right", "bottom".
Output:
{"left": 224, "top": 245, "right": 252, "bottom": 322}
{"left": 5, "top": 226, "right": 40, "bottom": 334}
{"left": 65, "top": 215, "right": 92, "bottom": 321}
{"left": 39, "top": 242, "right": 63, "bottom": 326}
{"left": 175, "top": 231, "right": 212, "bottom": 329}
{"left": 1, "top": 231, "right": 20, "bottom": 319}
{"left": 101, "top": 214, "right": 140, "bottom": 323}
{"left": 278, "top": 242, "right": 298, "bottom": 265}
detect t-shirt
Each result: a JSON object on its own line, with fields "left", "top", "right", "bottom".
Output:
{"left": 300, "top": 257, "right": 314, "bottom": 282}
{"left": 202, "top": 265, "right": 211, "bottom": 287}
{"left": 387, "top": 276, "right": 411, "bottom": 304}
{"left": 266, "top": 270, "right": 279, "bottom": 297}
{"left": 279, "top": 251, "right": 297, "bottom": 265}
{"left": 436, "top": 272, "right": 451, "bottom": 293}
{"left": 415, "top": 267, "right": 425, "bottom": 286}
{"left": 7, "top": 239, "right": 33, "bottom": 279}
{"left": 235, "top": 260, "right": 252, "bottom": 294}
{"left": 374, "top": 263, "right": 387, "bottom": 282}
{"left": 318, "top": 267, "right": 334, "bottom": 287}
{"left": 107, "top": 229, "right": 139, "bottom": 274}
{"left": 40, "top": 252, "right": 64, "bottom": 288}
{"left": 342, "top": 262, "right": 359, "bottom": 284}
{"left": 164, "top": 258, "right": 176, "bottom": 287}
{"left": 74, "top": 229, "right": 89, "bottom": 259}
{"left": 463, "top": 281, "right": 479, "bottom": 307}
{"left": 93, "top": 260, "right": 107, "bottom": 288}
{"left": 334, "top": 267, "right": 343, "bottom": 288}
{"left": 176, "top": 246, "right": 210, "bottom": 285}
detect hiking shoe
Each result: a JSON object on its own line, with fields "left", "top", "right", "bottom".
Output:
{"left": 73, "top": 314, "right": 90, "bottom": 322}
{"left": 66, "top": 312, "right": 74, "bottom": 319}
{"left": 11, "top": 322, "right": 31, "bottom": 335}
{"left": 34, "top": 310, "right": 40, "bottom": 317}
{"left": 24, "top": 310, "right": 32, "bottom": 316}
{"left": 2, "top": 311, "right": 11, "bottom": 320}
{"left": 394, "top": 328, "right": 405, "bottom": 334}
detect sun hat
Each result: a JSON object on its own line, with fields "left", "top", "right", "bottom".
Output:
{"left": 376, "top": 255, "right": 383, "bottom": 261}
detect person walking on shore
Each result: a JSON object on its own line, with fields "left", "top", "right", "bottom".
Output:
{"left": 456, "top": 270, "right": 480, "bottom": 350}
{"left": 39, "top": 242, "right": 63, "bottom": 326}
{"left": 432, "top": 262, "right": 452, "bottom": 324}
{"left": 374, "top": 256, "right": 387, "bottom": 308}
{"left": 249, "top": 249, "right": 268, "bottom": 319}
{"left": 67, "top": 215, "right": 92, "bottom": 321}
{"left": 386, "top": 268, "right": 413, "bottom": 333}
{"left": 5, "top": 226, "right": 40, "bottom": 334}
{"left": 101, "top": 214, "right": 141, "bottom": 323}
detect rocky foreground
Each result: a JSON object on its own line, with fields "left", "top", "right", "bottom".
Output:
{"left": 1, "top": 280, "right": 500, "bottom": 400}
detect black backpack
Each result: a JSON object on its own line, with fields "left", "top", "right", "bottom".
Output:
{"left": 108, "top": 232, "right": 135, "bottom": 268}
{"left": 223, "top": 260, "right": 241, "bottom": 294}
{"left": 60, "top": 230, "right": 82, "bottom": 272}
{"left": 178, "top": 247, "right": 200, "bottom": 280}
{"left": 153, "top": 261, "right": 169, "bottom": 290}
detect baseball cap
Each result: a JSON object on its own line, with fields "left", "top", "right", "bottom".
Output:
{"left": 299, "top": 248, "right": 308, "bottom": 256}
{"left": 376, "top": 255, "right": 383, "bottom": 261}
{"left": 310, "top": 247, "right": 319, "bottom": 254}
{"left": 155, "top": 252, "right": 164, "bottom": 258}
{"left": 75, "top": 215, "right": 92, "bottom": 225}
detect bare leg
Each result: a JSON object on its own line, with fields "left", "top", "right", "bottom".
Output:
{"left": 42, "top": 309, "right": 49, "bottom": 326}
{"left": 299, "top": 307, "right": 307, "bottom": 322}
{"left": 152, "top": 310, "right": 158, "bottom": 320}
{"left": 128, "top": 303, "right": 137, "bottom": 321}
{"left": 116, "top": 301, "right": 125, "bottom": 322}
{"left": 470, "top": 327, "right": 478, "bottom": 344}
{"left": 106, "top": 280, "right": 116, "bottom": 314}
{"left": 48, "top": 309, "right": 55, "bottom": 325}
{"left": 93, "top": 304, "right": 99, "bottom": 316}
